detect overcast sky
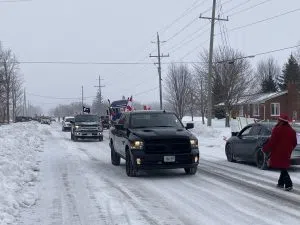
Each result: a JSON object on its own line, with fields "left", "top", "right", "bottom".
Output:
{"left": 1, "top": 0, "right": 300, "bottom": 112}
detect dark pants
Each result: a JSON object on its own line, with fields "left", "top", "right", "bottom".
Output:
{"left": 278, "top": 169, "right": 293, "bottom": 188}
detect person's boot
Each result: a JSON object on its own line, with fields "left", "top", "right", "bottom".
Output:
{"left": 284, "top": 186, "right": 293, "bottom": 191}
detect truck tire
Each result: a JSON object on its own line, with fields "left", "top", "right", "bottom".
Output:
{"left": 71, "top": 133, "right": 74, "bottom": 140}
{"left": 126, "top": 150, "right": 137, "bottom": 177}
{"left": 99, "top": 136, "right": 103, "bottom": 142}
{"left": 184, "top": 167, "right": 197, "bottom": 175}
{"left": 111, "top": 144, "right": 120, "bottom": 166}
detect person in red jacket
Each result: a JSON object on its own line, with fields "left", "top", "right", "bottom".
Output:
{"left": 263, "top": 113, "right": 297, "bottom": 191}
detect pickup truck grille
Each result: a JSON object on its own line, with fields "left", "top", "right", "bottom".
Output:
{"left": 145, "top": 139, "right": 191, "bottom": 154}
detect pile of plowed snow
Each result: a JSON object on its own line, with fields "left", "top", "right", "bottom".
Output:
{"left": 0, "top": 122, "right": 47, "bottom": 224}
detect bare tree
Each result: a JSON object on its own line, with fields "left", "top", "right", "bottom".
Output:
{"left": 193, "top": 61, "right": 208, "bottom": 124}
{"left": 255, "top": 57, "right": 280, "bottom": 93}
{"left": 197, "top": 46, "right": 254, "bottom": 127}
{"left": 11, "top": 74, "right": 23, "bottom": 121}
{"left": 165, "top": 64, "right": 192, "bottom": 119}
{"left": 0, "top": 48, "right": 19, "bottom": 123}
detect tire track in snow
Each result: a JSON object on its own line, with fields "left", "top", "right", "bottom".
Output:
{"left": 197, "top": 165, "right": 300, "bottom": 218}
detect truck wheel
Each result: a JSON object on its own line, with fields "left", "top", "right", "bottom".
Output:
{"left": 62, "top": 127, "right": 65, "bottom": 132}
{"left": 184, "top": 167, "right": 197, "bottom": 175}
{"left": 74, "top": 136, "right": 78, "bottom": 142}
{"left": 99, "top": 136, "right": 103, "bottom": 142}
{"left": 126, "top": 150, "right": 137, "bottom": 177}
{"left": 71, "top": 133, "right": 74, "bottom": 140}
{"left": 111, "top": 144, "right": 120, "bottom": 166}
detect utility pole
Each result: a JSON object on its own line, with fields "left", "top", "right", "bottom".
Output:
{"left": 150, "top": 32, "right": 169, "bottom": 110}
{"left": 23, "top": 89, "right": 26, "bottom": 116}
{"left": 94, "top": 75, "right": 105, "bottom": 103}
{"left": 200, "top": 0, "right": 228, "bottom": 126}
{"left": 81, "top": 86, "right": 84, "bottom": 110}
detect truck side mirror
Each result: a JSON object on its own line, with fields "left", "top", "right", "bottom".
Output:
{"left": 186, "top": 123, "right": 194, "bottom": 130}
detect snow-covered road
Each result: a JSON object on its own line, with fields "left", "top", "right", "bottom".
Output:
{"left": 16, "top": 122, "right": 300, "bottom": 225}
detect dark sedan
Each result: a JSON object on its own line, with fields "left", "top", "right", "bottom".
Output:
{"left": 225, "top": 122, "right": 300, "bottom": 169}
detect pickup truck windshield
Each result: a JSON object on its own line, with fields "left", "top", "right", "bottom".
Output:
{"left": 65, "top": 118, "right": 74, "bottom": 122}
{"left": 75, "top": 115, "right": 99, "bottom": 122}
{"left": 130, "top": 113, "right": 184, "bottom": 129}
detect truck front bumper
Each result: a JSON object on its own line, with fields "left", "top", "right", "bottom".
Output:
{"left": 130, "top": 149, "right": 199, "bottom": 170}
{"left": 74, "top": 131, "right": 103, "bottom": 138}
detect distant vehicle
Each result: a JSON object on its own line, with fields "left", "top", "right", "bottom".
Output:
{"left": 70, "top": 114, "right": 103, "bottom": 141}
{"left": 108, "top": 99, "right": 128, "bottom": 124}
{"left": 109, "top": 110, "right": 199, "bottom": 177}
{"left": 225, "top": 122, "right": 300, "bottom": 169}
{"left": 100, "top": 115, "right": 110, "bottom": 129}
{"left": 62, "top": 116, "right": 74, "bottom": 131}
{"left": 50, "top": 117, "right": 56, "bottom": 122}
{"left": 41, "top": 118, "right": 51, "bottom": 125}
{"left": 15, "top": 116, "right": 32, "bottom": 122}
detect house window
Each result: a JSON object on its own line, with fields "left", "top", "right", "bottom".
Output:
{"left": 239, "top": 105, "right": 244, "bottom": 117}
{"left": 271, "top": 103, "right": 280, "bottom": 116}
{"left": 253, "top": 104, "right": 260, "bottom": 116}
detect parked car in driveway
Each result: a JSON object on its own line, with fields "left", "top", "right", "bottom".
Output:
{"left": 225, "top": 122, "right": 300, "bottom": 169}
{"left": 62, "top": 116, "right": 74, "bottom": 131}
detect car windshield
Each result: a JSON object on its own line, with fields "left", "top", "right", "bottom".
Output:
{"left": 75, "top": 115, "right": 99, "bottom": 122}
{"left": 130, "top": 113, "right": 184, "bottom": 129}
{"left": 65, "top": 118, "right": 74, "bottom": 122}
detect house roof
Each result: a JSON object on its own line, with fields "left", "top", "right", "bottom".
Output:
{"left": 217, "top": 91, "right": 288, "bottom": 106}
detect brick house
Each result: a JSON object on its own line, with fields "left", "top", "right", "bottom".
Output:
{"left": 230, "top": 82, "right": 300, "bottom": 121}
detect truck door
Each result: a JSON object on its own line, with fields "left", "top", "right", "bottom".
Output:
{"left": 118, "top": 114, "right": 130, "bottom": 158}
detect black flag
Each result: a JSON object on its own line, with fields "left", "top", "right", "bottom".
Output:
{"left": 83, "top": 106, "right": 90, "bottom": 114}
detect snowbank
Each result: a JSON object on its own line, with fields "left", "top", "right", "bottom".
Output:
{"left": 0, "top": 122, "right": 46, "bottom": 225}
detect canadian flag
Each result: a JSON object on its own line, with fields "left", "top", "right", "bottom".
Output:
{"left": 126, "top": 96, "right": 133, "bottom": 112}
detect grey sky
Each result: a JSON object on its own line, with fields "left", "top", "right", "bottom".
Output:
{"left": 1, "top": 0, "right": 300, "bottom": 112}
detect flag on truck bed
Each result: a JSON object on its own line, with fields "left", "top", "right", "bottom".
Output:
{"left": 126, "top": 96, "right": 133, "bottom": 112}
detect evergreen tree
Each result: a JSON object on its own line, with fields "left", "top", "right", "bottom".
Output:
{"left": 92, "top": 91, "right": 107, "bottom": 115}
{"left": 261, "top": 75, "right": 278, "bottom": 93}
{"left": 278, "top": 54, "right": 300, "bottom": 90}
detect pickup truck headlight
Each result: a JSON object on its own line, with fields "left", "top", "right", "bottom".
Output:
{"left": 130, "top": 141, "right": 144, "bottom": 150}
{"left": 75, "top": 125, "right": 80, "bottom": 130}
{"left": 190, "top": 139, "right": 198, "bottom": 148}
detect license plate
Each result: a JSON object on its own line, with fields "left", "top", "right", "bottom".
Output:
{"left": 164, "top": 156, "right": 175, "bottom": 162}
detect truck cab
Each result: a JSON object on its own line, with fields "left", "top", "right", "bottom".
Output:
{"left": 70, "top": 114, "right": 103, "bottom": 141}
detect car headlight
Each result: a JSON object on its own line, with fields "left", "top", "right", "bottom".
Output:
{"left": 190, "top": 139, "right": 198, "bottom": 148}
{"left": 75, "top": 125, "right": 80, "bottom": 129}
{"left": 130, "top": 141, "right": 144, "bottom": 150}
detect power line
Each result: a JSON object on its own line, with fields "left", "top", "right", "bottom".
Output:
{"left": 223, "top": 7, "right": 300, "bottom": 34}
{"left": 134, "top": 86, "right": 159, "bottom": 97}
{"left": 159, "top": 0, "right": 208, "bottom": 35}
{"left": 228, "top": 0, "right": 273, "bottom": 17}
{"left": 0, "top": 0, "right": 31, "bottom": 2}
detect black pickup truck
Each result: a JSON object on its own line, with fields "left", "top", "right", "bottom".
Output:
{"left": 109, "top": 110, "right": 199, "bottom": 177}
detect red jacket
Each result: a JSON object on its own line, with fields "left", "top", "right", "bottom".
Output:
{"left": 263, "top": 123, "right": 297, "bottom": 169}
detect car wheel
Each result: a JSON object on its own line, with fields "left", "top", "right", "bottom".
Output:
{"left": 225, "top": 144, "right": 236, "bottom": 162}
{"left": 126, "top": 150, "right": 137, "bottom": 177}
{"left": 184, "top": 167, "right": 197, "bottom": 175}
{"left": 111, "top": 144, "right": 120, "bottom": 166}
{"left": 256, "top": 149, "right": 268, "bottom": 170}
